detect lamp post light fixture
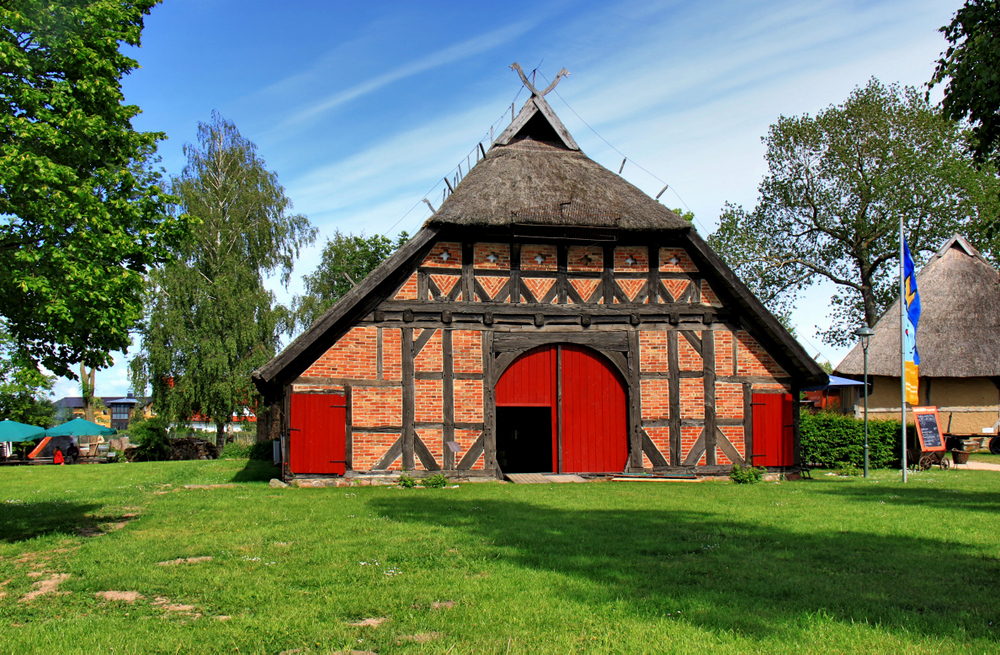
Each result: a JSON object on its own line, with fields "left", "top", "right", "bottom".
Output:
{"left": 854, "top": 326, "right": 875, "bottom": 478}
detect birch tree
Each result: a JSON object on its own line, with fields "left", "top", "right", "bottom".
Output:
{"left": 132, "top": 113, "right": 316, "bottom": 447}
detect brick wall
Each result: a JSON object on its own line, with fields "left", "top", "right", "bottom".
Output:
{"left": 639, "top": 331, "right": 669, "bottom": 373}
{"left": 353, "top": 432, "right": 400, "bottom": 471}
{"left": 714, "top": 330, "right": 734, "bottom": 376}
{"left": 521, "top": 244, "right": 557, "bottom": 271}
{"left": 678, "top": 336, "right": 702, "bottom": 371}
{"left": 718, "top": 426, "right": 745, "bottom": 466}
{"left": 737, "top": 330, "right": 787, "bottom": 379}
{"left": 414, "top": 380, "right": 443, "bottom": 422}
{"left": 641, "top": 379, "right": 670, "bottom": 421}
{"left": 454, "top": 380, "right": 483, "bottom": 422}
{"left": 474, "top": 243, "right": 510, "bottom": 269}
{"left": 615, "top": 246, "right": 648, "bottom": 272}
{"left": 415, "top": 428, "right": 443, "bottom": 471}
{"left": 455, "top": 428, "right": 484, "bottom": 470}
{"left": 716, "top": 381, "right": 743, "bottom": 419}
{"left": 453, "top": 330, "right": 483, "bottom": 373}
{"left": 302, "top": 326, "right": 377, "bottom": 379}
{"left": 383, "top": 328, "right": 402, "bottom": 380}
{"left": 414, "top": 329, "right": 443, "bottom": 372}
{"left": 679, "top": 379, "right": 704, "bottom": 419}
{"left": 353, "top": 387, "right": 402, "bottom": 427}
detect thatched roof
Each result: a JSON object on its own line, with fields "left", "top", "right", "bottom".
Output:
{"left": 426, "top": 94, "right": 690, "bottom": 232}
{"left": 836, "top": 235, "right": 1000, "bottom": 378}
{"left": 253, "top": 88, "right": 827, "bottom": 393}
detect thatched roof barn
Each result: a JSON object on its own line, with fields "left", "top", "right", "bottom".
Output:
{"left": 254, "top": 76, "right": 826, "bottom": 482}
{"left": 836, "top": 235, "right": 1000, "bottom": 443}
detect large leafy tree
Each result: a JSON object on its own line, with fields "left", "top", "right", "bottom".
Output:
{"left": 0, "top": 322, "right": 54, "bottom": 427}
{"left": 0, "top": 0, "right": 187, "bottom": 377}
{"left": 710, "top": 79, "right": 1000, "bottom": 347}
{"left": 132, "top": 113, "right": 316, "bottom": 447}
{"left": 931, "top": 0, "right": 1000, "bottom": 168}
{"left": 291, "top": 230, "right": 408, "bottom": 333}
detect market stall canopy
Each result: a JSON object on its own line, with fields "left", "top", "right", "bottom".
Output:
{"left": 0, "top": 419, "right": 47, "bottom": 442}
{"left": 801, "top": 375, "right": 867, "bottom": 392}
{"left": 45, "top": 418, "right": 117, "bottom": 438}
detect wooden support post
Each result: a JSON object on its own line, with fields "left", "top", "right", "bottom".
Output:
{"left": 443, "top": 329, "right": 455, "bottom": 470}
{"left": 791, "top": 382, "right": 801, "bottom": 468}
{"left": 602, "top": 244, "right": 615, "bottom": 304}
{"left": 376, "top": 327, "right": 384, "bottom": 380}
{"left": 557, "top": 244, "right": 568, "bottom": 304}
{"left": 703, "top": 329, "right": 717, "bottom": 466}
{"left": 345, "top": 385, "right": 353, "bottom": 471}
{"left": 628, "top": 330, "right": 643, "bottom": 470}
{"left": 647, "top": 243, "right": 660, "bottom": 304}
{"left": 510, "top": 242, "right": 522, "bottom": 304}
{"left": 461, "top": 242, "right": 473, "bottom": 302}
{"left": 668, "top": 329, "right": 681, "bottom": 466}
{"left": 556, "top": 344, "right": 563, "bottom": 474}
{"left": 482, "top": 331, "right": 498, "bottom": 474}
{"left": 402, "top": 327, "right": 415, "bottom": 470}
{"left": 417, "top": 271, "right": 428, "bottom": 301}
{"left": 742, "top": 382, "right": 753, "bottom": 464}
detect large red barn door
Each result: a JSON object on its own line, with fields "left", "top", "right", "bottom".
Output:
{"left": 495, "top": 344, "right": 627, "bottom": 474}
{"left": 752, "top": 392, "right": 793, "bottom": 467}
{"left": 289, "top": 393, "right": 347, "bottom": 475}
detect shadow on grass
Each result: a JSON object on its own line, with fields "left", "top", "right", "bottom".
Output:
{"left": 814, "top": 481, "right": 1000, "bottom": 511}
{"left": 0, "top": 501, "right": 103, "bottom": 542}
{"left": 370, "top": 495, "right": 1000, "bottom": 642}
{"left": 229, "top": 459, "right": 280, "bottom": 483}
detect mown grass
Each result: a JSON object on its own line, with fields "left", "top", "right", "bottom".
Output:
{"left": 0, "top": 460, "right": 998, "bottom": 654}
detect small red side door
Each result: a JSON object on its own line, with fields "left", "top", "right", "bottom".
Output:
{"left": 289, "top": 393, "right": 347, "bottom": 475}
{"left": 752, "top": 392, "right": 793, "bottom": 467}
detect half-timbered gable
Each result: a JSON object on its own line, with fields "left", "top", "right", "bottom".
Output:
{"left": 254, "top": 74, "right": 826, "bottom": 480}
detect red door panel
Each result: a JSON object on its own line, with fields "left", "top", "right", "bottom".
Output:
{"left": 494, "top": 344, "right": 628, "bottom": 474}
{"left": 289, "top": 393, "right": 347, "bottom": 475}
{"left": 752, "top": 392, "right": 793, "bottom": 467}
{"left": 561, "top": 345, "right": 628, "bottom": 473}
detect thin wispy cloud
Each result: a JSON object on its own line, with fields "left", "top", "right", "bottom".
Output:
{"left": 280, "top": 19, "right": 539, "bottom": 128}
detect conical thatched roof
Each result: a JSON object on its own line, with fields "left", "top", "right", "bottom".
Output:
{"left": 426, "top": 93, "right": 690, "bottom": 232}
{"left": 836, "top": 235, "right": 1000, "bottom": 377}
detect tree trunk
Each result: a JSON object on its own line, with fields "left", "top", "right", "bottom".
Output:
{"left": 215, "top": 422, "right": 226, "bottom": 450}
{"left": 80, "top": 364, "right": 96, "bottom": 422}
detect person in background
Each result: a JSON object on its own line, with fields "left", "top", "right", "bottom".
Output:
{"left": 66, "top": 441, "right": 80, "bottom": 464}
{"left": 53, "top": 448, "right": 65, "bottom": 465}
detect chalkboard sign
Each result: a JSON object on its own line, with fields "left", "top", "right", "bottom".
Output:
{"left": 912, "top": 406, "right": 945, "bottom": 452}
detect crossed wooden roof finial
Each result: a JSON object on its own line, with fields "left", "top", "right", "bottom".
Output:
{"left": 511, "top": 62, "right": 569, "bottom": 97}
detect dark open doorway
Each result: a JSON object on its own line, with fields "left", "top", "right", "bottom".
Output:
{"left": 496, "top": 407, "right": 553, "bottom": 473}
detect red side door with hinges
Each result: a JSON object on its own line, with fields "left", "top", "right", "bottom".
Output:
{"left": 289, "top": 392, "right": 347, "bottom": 475}
{"left": 752, "top": 392, "right": 794, "bottom": 467}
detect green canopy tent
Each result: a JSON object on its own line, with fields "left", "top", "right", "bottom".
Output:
{"left": 44, "top": 418, "right": 116, "bottom": 438}
{"left": 0, "top": 419, "right": 46, "bottom": 443}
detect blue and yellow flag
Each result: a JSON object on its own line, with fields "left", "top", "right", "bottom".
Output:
{"left": 903, "top": 238, "right": 921, "bottom": 405}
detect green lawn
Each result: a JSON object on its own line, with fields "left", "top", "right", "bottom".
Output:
{"left": 1, "top": 460, "right": 998, "bottom": 654}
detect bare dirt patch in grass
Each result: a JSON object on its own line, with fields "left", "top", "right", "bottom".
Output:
{"left": 397, "top": 631, "right": 440, "bottom": 643}
{"left": 96, "top": 591, "right": 144, "bottom": 603}
{"left": 19, "top": 573, "right": 69, "bottom": 602}
{"left": 347, "top": 617, "right": 388, "bottom": 627}
{"left": 157, "top": 556, "right": 213, "bottom": 566}
{"left": 182, "top": 484, "right": 240, "bottom": 490}
{"left": 152, "top": 596, "right": 201, "bottom": 619}
{"left": 431, "top": 600, "right": 457, "bottom": 610}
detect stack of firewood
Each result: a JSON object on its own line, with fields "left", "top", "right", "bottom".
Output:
{"left": 168, "top": 437, "right": 219, "bottom": 461}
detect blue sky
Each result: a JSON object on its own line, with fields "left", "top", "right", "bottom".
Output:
{"left": 51, "top": 0, "right": 964, "bottom": 400}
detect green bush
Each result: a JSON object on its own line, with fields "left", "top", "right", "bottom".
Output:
{"left": 730, "top": 463, "right": 765, "bottom": 484}
{"left": 398, "top": 473, "right": 417, "bottom": 488}
{"left": 421, "top": 473, "right": 449, "bottom": 488}
{"left": 128, "top": 417, "right": 172, "bottom": 461}
{"left": 800, "top": 412, "right": 914, "bottom": 469}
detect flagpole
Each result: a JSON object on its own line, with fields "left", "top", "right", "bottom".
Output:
{"left": 900, "top": 218, "right": 908, "bottom": 483}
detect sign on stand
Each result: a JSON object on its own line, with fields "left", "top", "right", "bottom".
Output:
{"left": 912, "top": 406, "right": 945, "bottom": 452}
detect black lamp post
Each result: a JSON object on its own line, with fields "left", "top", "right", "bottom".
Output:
{"left": 854, "top": 326, "right": 875, "bottom": 478}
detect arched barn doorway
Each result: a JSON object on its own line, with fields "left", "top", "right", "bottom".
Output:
{"left": 495, "top": 344, "right": 628, "bottom": 474}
